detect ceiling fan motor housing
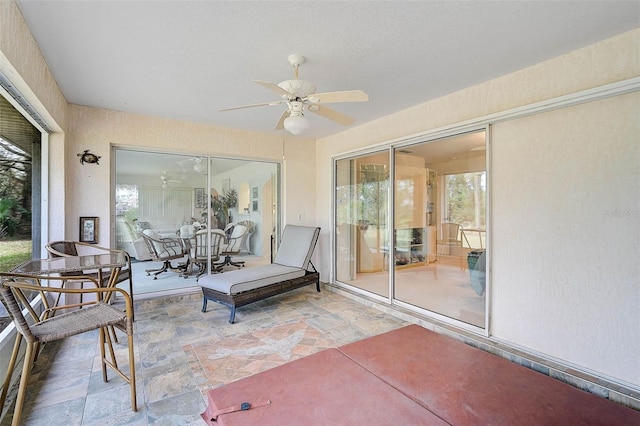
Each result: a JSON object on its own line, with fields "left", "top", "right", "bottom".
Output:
{"left": 277, "top": 80, "right": 316, "bottom": 99}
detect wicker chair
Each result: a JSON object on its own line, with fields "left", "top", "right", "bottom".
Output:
{"left": 0, "top": 273, "right": 137, "bottom": 426}
{"left": 190, "top": 229, "right": 225, "bottom": 280}
{"left": 140, "top": 229, "right": 188, "bottom": 279}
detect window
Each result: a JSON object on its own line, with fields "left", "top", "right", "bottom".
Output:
{"left": 0, "top": 97, "right": 42, "bottom": 332}
{"left": 115, "top": 184, "right": 139, "bottom": 217}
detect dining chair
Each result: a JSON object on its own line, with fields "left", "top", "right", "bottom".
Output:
{"left": 191, "top": 229, "right": 225, "bottom": 280}
{"left": 215, "top": 224, "right": 248, "bottom": 269}
{"left": 140, "top": 229, "right": 188, "bottom": 279}
{"left": 0, "top": 273, "right": 137, "bottom": 426}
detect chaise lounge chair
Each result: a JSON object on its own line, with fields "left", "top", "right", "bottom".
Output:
{"left": 199, "top": 225, "right": 320, "bottom": 323}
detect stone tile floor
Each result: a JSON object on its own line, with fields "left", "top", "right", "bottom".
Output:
{"left": 1, "top": 286, "right": 407, "bottom": 425}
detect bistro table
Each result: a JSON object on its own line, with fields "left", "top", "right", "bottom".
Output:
{"left": 10, "top": 252, "right": 126, "bottom": 285}
{"left": 11, "top": 251, "right": 127, "bottom": 280}
{"left": 4, "top": 252, "right": 129, "bottom": 310}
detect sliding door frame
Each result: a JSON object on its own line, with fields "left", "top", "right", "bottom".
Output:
{"left": 333, "top": 123, "right": 491, "bottom": 334}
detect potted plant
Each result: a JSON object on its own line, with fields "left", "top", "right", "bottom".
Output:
{"left": 211, "top": 188, "right": 238, "bottom": 228}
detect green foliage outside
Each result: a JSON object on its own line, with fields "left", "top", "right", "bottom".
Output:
{"left": 0, "top": 197, "right": 31, "bottom": 238}
{"left": 446, "top": 172, "right": 486, "bottom": 229}
{"left": 1, "top": 137, "right": 32, "bottom": 239}
{"left": 1, "top": 129, "right": 36, "bottom": 328}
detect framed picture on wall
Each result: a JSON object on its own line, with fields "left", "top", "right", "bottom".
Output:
{"left": 79, "top": 216, "right": 98, "bottom": 244}
{"left": 195, "top": 187, "right": 205, "bottom": 208}
{"left": 252, "top": 187, "right": 258, "bottom": 199}
{"left": 252, "top": 200, "right": 259, "bottom": 212}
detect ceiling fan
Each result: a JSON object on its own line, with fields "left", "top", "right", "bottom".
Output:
{"left": 175, "top": 157, "right": 208, "bottom": 174}
{"left": 192, "top": 157, "right": 207, "bottom": 173}
{"left": 220, "top": 54, "right": 368, "bottom": 135}
{"left": 160, "top": 172, "right": 181, "bottom": 189}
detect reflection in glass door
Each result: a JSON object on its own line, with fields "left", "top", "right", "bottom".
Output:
{"left": 335, "top": 151, "right": 390, "bottom": 298}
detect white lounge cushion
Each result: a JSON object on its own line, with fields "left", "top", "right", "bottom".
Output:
{"left": 199, "top": 263, "right": 305, "bottom": 295}
{"left": 274, "top": 225, "right": 320, "bottom": 269}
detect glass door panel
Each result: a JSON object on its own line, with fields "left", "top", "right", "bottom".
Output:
{"left": 114, "top": 149, "right": 279, "bottom": 295}
{"left": 393, "top": 131, "right": 487, "bottom": 328}
{"left": 335, "top": 151, "right": 390, "bottom": 298}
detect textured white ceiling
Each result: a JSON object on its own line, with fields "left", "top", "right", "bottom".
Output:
{"left": 15, "top": 1, "right": 639, "bottom": 139}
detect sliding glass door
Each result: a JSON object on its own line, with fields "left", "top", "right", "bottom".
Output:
{"left": 334, "top": 130, "right": 487, "bottom": 329}
{"left": 114, "top": 148, "right": 280, "bottom": 295}
{"left": 393, "top": 131, "right": 486, "bottom": 328}
{"left": 335, "top": 151, "right": 390, "bottom": 298}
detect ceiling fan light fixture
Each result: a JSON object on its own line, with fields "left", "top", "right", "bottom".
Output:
{"left": 284, "top": 114, "right": 310, "bottom": 135}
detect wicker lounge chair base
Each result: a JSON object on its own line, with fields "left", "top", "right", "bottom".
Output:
{"left": 201, "top": 270, "right": 319, "bottom": 323}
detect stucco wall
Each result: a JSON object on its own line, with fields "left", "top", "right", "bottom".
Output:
{"left": 491, "top": 92, "right": 639, "bottom": 386}
{"left": 315, "top": 29, "right": 639, "bottom": 386}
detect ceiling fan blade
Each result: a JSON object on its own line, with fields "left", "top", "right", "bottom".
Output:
{"left": 308, "top": 104, "right": 356, "bottom": 126}
{"left": 254, "top": 80, "right": 293, "bottom": 98}
{"left": 274, "top": 109, "right": 290, "bottom": 130}
{"left": 307, "top": 90, "right": 368, "bottom": 104}
{"left": 220, "top": 100, "right": 283, "bottom": 112}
